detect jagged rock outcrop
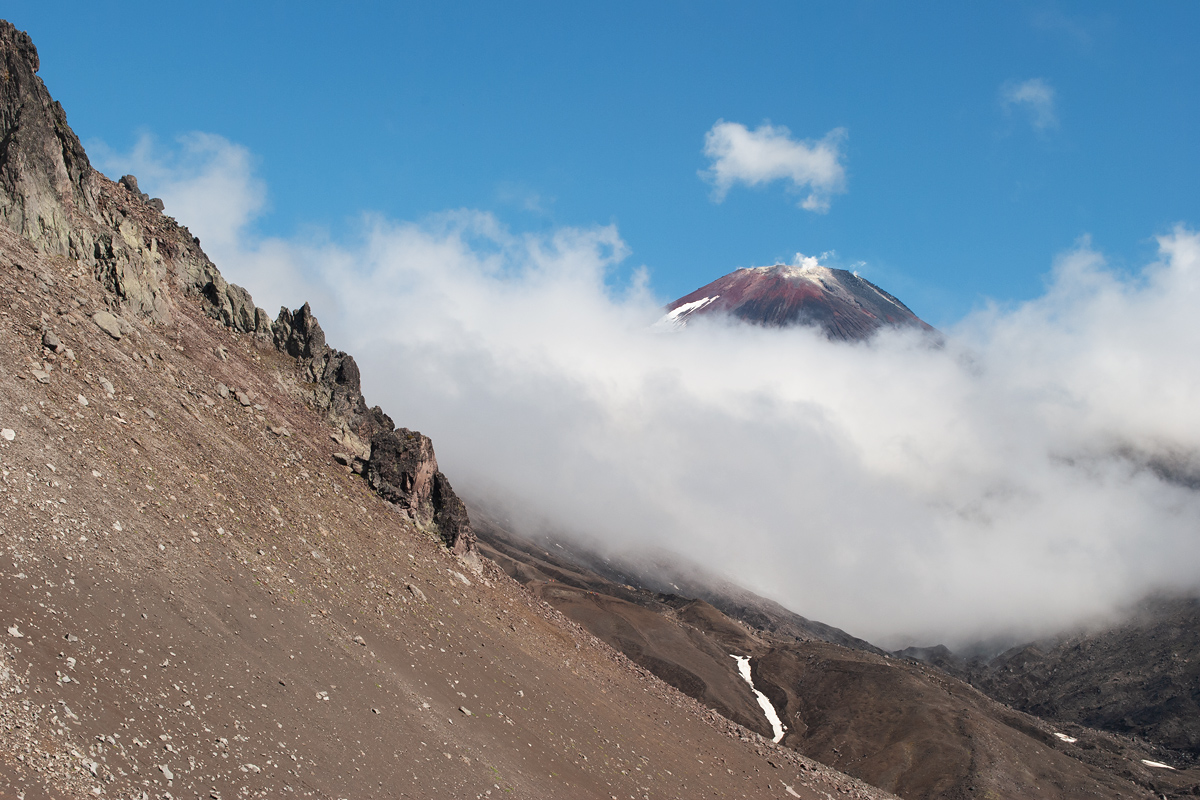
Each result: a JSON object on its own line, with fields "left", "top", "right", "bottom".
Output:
{"left": 431, "top": 471, "right": 474, "bottom": 553}
{"left": 367, "top": 430, "right": 438, "bottom": 520}
{"left": 272, "top": 299, "right": 476, "bottom": 552}
{"left": 0, "top": 21, "right": 95, "bottom": 254}
{"left": 274, "top": 301, "right": 327, "bottom": 358}
{"left": 365, "top": 428, "right": 476, "bottom": 554}
{"left": 117, "top": 174, "right": 164, "bottom": 211}
{"left": 1, "top": 20, "right": 214, "bottom": 321}
{"left": 0, "top": 19, "right": 475, "bottom": 554}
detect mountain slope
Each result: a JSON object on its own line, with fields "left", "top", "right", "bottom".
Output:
{"left": 658, "top": 262, "right": 935, "bottom": 341}
{"left": 942, "top": 595, "right": 1200, "bottom": 761}
{"left": 0, "top": 18, "right": 894, "bottom": 800}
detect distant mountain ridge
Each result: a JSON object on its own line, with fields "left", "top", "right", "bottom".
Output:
{"left": 474, "top": 515, "right": 1199, "bottom": 799}
{"left": 659, "top": 261, "right": 935, "bottom": 342}
{"left": 901, "top": 594, "right": 1200, "bottom": 761}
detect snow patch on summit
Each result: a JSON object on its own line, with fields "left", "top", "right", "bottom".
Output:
{"left": 653, "top": 295, "right": 720, "bottom": 331}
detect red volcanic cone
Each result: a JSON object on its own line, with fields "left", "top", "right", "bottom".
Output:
{"left": 658, "top": 261, "right": 935, "bottom": 342}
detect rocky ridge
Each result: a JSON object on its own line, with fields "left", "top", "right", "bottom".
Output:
{"left": 0, "top": 19, "right": 472, "bottom": 555}
{"left": 902, "top": 594, "right": 1200, "bottom": 762}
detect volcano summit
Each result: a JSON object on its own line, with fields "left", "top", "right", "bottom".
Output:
{"left": 658, "top": 258, "right": 934, "bottom": 341}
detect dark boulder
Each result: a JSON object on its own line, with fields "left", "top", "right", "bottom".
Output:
{"left": 367, "top": 428, "right": 474, "bottom": 553}
{"left": 432, "top": 471, "right": 476, "bottom": 555}
{"left": 318, "top": 350, "right": 369, "bottom": 426}
{"left": 367, "top": 428, "right": 439, "bottom": 519}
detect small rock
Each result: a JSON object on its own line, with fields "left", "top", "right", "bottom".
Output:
{"left": 158, "top": 764, "right": 174, "bottom": 781}
{"left": 235, "top": 390, "right": 252, "bottom": 407}
{"left": 406, "top": 583, "right": 427, "bottom": 602}
{"left": 92, "top": 311, "right": 122, "bottom": 340}
{"left": 267, "top": 425, "right": 291, "bottom": 437}
{"left": 31, "top": 369, "right": 50, "bottom": 383}
{"left": 1, "top": 429, "right": 14, "bottom": 442}
{"left": 64, "top": 633, "right": 80, "bottom": 643}
{"left": 213, "top": 346, "right": 228, "bottom": 361}
{"left": 63, "top": 348, "right": 74, "bottom": 361}
{"left": 42, "top": 330, "right": 63, "bottom": 353}
{"left": 144, "top": 408, "right": 155, "bottom": 419}
{"left": 100, "top": 379, "right": 115, "bottom": 395}
{"left": 332, "top": 452, "right": 353, "bottom": 466}
{"left": 7, "top": 625, "right": 23, "bottom": 638}
{"left": 353, "top": 635, "right": 366, "bottom": 646}
{"left": 459, "top": 706, "right": 472, "bottom": 716}
{"left": 216, "top": 383, "right": 230, "bottom": 399}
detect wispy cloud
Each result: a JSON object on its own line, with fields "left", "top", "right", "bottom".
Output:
{"left": 701, "top": 120, "right": 847, "bottom": 212}
{"left": 496, "top": 181, "right": 553, "bottom": 215}
{"left": 1001, "top": 78, "right": 1059, "bottom": 131}
{"left": 103, "top": 135, "right": 1200, "bottom": 650}
{"left": 1030, "top": 8, "right": 1101, "bottom": 50}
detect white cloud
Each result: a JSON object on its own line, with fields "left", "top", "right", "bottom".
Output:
{"left": 701, "top": 120, "right": 847, "bottom": 212}
{"left": 109, "top": 135, "right": 1200, "bottom": 649}
{"left": 1001, "top": 78, "right": 1059, "bottom": 131}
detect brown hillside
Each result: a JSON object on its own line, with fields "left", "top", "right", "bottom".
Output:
{"left": 478, "top": 519, "right": 1200, "bottom": 799}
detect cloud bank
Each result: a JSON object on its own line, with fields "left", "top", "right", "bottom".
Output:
{"left": 1001, "top": 78, "right": 1059, "bottom": 131}
{"left": 701, "top": 121, "right": 847, "bottom": 212}
{"left": 100, "top": 136, "right": 1200, "bottom": 648}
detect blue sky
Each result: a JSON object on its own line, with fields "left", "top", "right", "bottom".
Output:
{"left": 9, "top": 2, "right": 1200, "bottom": 325}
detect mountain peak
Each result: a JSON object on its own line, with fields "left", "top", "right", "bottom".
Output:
{"left": 0, "top": 20, "right": 96, "bottom": 255}
{"left": 659, "top": 260, "right": 935, "bottom": 342}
